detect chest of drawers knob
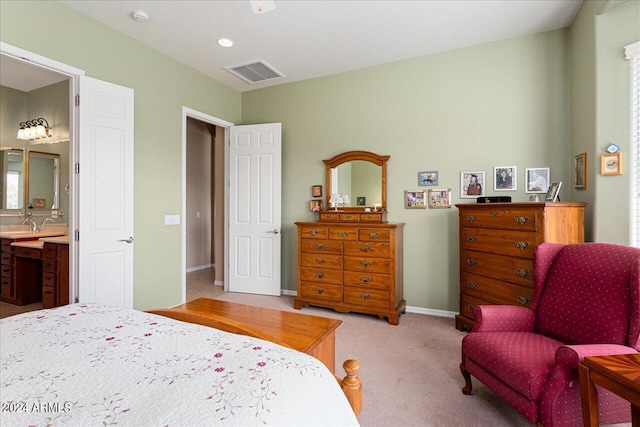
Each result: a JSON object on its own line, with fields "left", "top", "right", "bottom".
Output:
{"left": 369, "top": 233, "right": 379, "bottom": 238}
{"left": 360, "top": 262, "right": 371, "bottom": 268}
{"left": 360, "top": 246, "right": 371, "bottom": 252}
{"left": 466, "top": 236, "right": 477, "bottom": 243}
{"left": 338, "top": 232, "right": 348, "bottom": 237}
{"left": 466, "top": 258, "right": 478, "bottom": 266}
{"left": 466, "top": 282, "right": 478, "bottom": 289}
{"left": 309, "top": 230, "right": 318, "bottom": 236}
{"left": 515, "top": 216, "right": 529, "bottom": 224}
{"left": 315, "top": 244, "right": 325, "bottom": 249}
{"left": 516, "top": 295, "right": 531, "bottom": 305}
{"left": 360, "top": 278, "right": 371, "bottom": 284}
{"left": 316, "top": 273, "right": 325, "bottom": 279}
{"left": 515, "top": 268, "right": 530, "bottom": 277}
{"left": 466, "top": 215, "right": 477, "bottom": 222}
{"left": 360, "top": 294, "right": 371, "bottom": 300}
{"left": 315, "top": 258, "right": 325, "bottom": 264}
{"left": 315, "top": 288, "right": 325, "bottom": 294}
{"left": 515, "top": 241, "right": 529, "bottom": 250}
{"left": 490, "top": 211, "right": 499, "bottom": 216}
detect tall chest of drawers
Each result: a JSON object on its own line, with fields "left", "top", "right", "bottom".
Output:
{"left": 455, "top": 202, "right": 586, "bottom": 331}
{"left": 294, "top": 221, "right": 405, "bottom": 325}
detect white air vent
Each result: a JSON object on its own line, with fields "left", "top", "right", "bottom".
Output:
{"left": 224, "top": 60, "right": 284, "bottom": 84}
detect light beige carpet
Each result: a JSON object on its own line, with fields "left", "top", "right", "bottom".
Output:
{"left": 213, "top": 292, "right": 533, "bottom": 427}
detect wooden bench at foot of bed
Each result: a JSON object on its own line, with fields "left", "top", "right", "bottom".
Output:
{"left": 147, "top": 297, "right": 363, "bottom": 417}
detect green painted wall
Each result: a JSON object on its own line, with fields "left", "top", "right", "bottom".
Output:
{"left": 569, "top": 0, "right": 640, "bottom": 244}
{"left": 242, "top": 30, "right": 570, "bottom": 312}
{"left": 1, "top": 1, "right": 242, "bottom": 310}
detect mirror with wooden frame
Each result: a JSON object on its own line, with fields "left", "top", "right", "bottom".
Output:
{"left": 324, "top": 151, "right": 389, "bottom": 212}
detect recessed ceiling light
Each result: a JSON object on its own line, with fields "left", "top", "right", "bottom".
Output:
{"left": 131, "top": 10, "right": 149, "bottom": 22}
{"left": 217, "top": 38, "right": 234, "bottom": 48}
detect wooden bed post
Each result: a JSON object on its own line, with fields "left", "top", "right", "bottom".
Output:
{"left": 338, "top": 359, "right": 362, "bottom": 417}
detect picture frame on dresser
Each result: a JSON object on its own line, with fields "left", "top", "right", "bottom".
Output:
{"left": 545, "top": 182, "right": 562, "bottom": 202}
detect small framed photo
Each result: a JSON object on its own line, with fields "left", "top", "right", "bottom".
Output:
{"left": 33, "top": 198, "right": 46, "bottom": 208}
{"left": 545, "top": 182, "right": 562, "bottom": 202}
{"left": 575, "top": 153, "right": 587, "bottom": 189}
{"left": 418, "top": 171, "right": 438, "bottom": 186}
{"left": 404, "top": 190, "right": 427, "bottom": 209}
{"left": 601, "top": 152, "right": 622, "bottom": 176}
{"left": 309, "top": 199, "right": 323, "bottom": 212}
{"left": 460, "top": 171, "right": 485, "bottom": 198}
{"left": 428, "top": 188, "right": 452, "bottom": 209}
{"left": 493, "top": 166, "right": 517, "bottom": 191}
{"left": 311, "top": 185, "right": 323, "bottom": 197}
{"left": 525, "top": 168, "right": 550, "bottom": 193}
{"left": 356, "top": 196, "right": 366, "bottom": 206}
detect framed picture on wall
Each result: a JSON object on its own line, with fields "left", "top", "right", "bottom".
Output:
{"left": 418, "top": 171, "right": 438, "bottom": 186}
{"left": 404, "top": 190, "right": 426, "bottom": 209}
{"left": 493, "top": 166, "right": 516, "bottom": 191}
{"left": 601, "top": 152, "right": 622, "bottom": 176}
{"left": 460, "top": 171, "right": 485, "bottom": 198}
{"left": 428, "top": 188, "right": 452, "bottom": 208}
{"left": 311, "top": 185, "right": 323, "bottom": 197}
{"left": 525, "top": 167, "right": 550, "bottom": 193}
{"left": 575, "top": 153, "right": 587, "bottom": 189}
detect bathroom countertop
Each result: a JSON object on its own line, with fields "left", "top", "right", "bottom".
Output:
{"left": 39, "top": 235, "right": 70, "bottom": 245}
{"left": 0, "top": 230, "right": 65, "bottom": 240}
{"left": 10, "top": 240, "right": 45, "bottom": 249}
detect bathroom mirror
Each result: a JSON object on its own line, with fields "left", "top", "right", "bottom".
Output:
{"left": 1, "top": 149, "right": 24, "bottom": 210}
{"left": 28, "top": 151, "right": 60, "bottom": 210}
{"left": 324, "top": 150, "right": 389, "bottom": 211}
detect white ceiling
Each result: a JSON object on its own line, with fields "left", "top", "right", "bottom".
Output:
{"left": 5, "top": 1, "right": 584, "bottom": 93}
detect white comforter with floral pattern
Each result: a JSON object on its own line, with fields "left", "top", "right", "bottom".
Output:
{"left": 1, "top": 303, "right": 359, "bottom": 426}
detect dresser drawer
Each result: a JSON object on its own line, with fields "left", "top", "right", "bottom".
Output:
{"left": 344, "top": 256, "right": 391, "bottom": 274}
{"left": 460, "top": 250, "right": 533, "bottom": 286}
{"left": 299, "top": 267, "right": 342, "bottom": 284}
{"left": 43, "top": 243, "right": 57, "bottom": 258}
{"left": 360, "top": 212, "right": 385, "bottom": 222}
{"left": 344, "top": 271, "right": 391, "bottom": 290}
{"left": 14, "top": 246, "right": 42, "bottom": 259}
{"left": 344, "top": 241, "right": 391, "bottom": 258}
{"left": 42, "top": 285, "right": 56, "bottom": 308}
{"left": 300, "top": 253, "right": 342, "bottom": 270}
{"left": 1, "top": 239, "right": 12, "bottom": 252}
{"left": 461, "top": 228, "right": 538, "bottom": 258}
{"left": 299, "top": 282, "right": 342, "bottom": 302}
{"left": 318, "top": 212, "right": 340, "bottom": 222}
{"left": 460, "top": 207, "right": 539, "bottom": 231}
{"left": 1, "top": 252, "right": 13, "bottom": 266}
{"left": 1, "top": 264, "right": 12, "bottom": 278}
{"left": 299, "top": 239, "right": 342, "bottom": 254}
{"left": 358, "top": 229, "right": 390, "bottom": 242}
{"left": 43, "top": 271, "right": 57, "bottom": 287}
{"left": 344, "top": 287, "right": 390, "bottom": 309}
{"left": 460, "top": 294, "right": 492, "bottom": 321}
{"left": 1, "top": 276, "right": 12, "bottom": 298}
{"left": 299, "top": 226, "right": 328, "bottom": 239}
{"left": 328, "top": 228, "right": 358, "bottom": 241}
{"left": 43, "top": 258, "right": 57, "bottom": 273}
{"left": 461, "top": 272, "right": 533, "bottom": 307}
{"left": 339, "top": 213, "right": 359, "bottom": 222}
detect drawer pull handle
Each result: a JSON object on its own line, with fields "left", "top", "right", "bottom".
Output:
{"left": 360, "top": 294, "right": 372, "bottom": 300}
{"left": 466, "top": 215, "right": 477, "bottom": 222}
{"left": 360, "top": 262, "right": 371, "bottom": 268}
{"left": 326, "top": 214, "right": 334, "bottom": 219}
{"left": 515, "top": 268, "right": 530, "bottom": 277}
{"left": 361, "top": 278, "right": 371, "bottom": 284}
{"left": 316, "top": 273, "right": 325, "bottom": 279}
{"left": 369, "top": 232, "right": 380, "bottom": 238}
{"left": 516, "top": 295, "right": 531, "bottom": 305}
{"left": 466, "top": 258, "right": 478, "bottom": 266}
{"left": 466, "top": 304, "right": 475, "bottom": 311}
{"left": 366, "top": 215, "right": 373, "bottom": 219}
{"left": 315, "top": 244, "right": 325, "bottom": 249}
{"left": 515, "top": 216, "right": 529, "bottom": 225}
{"left": 490, "top": 211, "right": 499, "bottom": 216}
{"left": 315, "top": 258, "right": 325, "bottom": 264}
{"left": 466, "top": 282, "right": 478, "bottom": 289}
{"left": 515, "top": 241, "right": 529, "bottom": 250}
{"left": 337, "top": 232, "right": 348, "bottom": 237}
{"left": 360, "top": 246, "right": 371, "bottom": 252}
{"left": 344, "top": 215, "right": 353, "bottom": 219}
{"left": 315, "top": 288, "right": 325, "bottom": 294}
{"left": 466, "top": 236, "right": 477, "bottom": 243}
{"left": 309, "top": 230, "right": 318, "bottom": 236}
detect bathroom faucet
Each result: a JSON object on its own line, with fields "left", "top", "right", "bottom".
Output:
{"left": 41, "top": 218, "right": 54, "bottom": 229}
{"left": 22, "top": 217, "right": 37, "bottom": 232}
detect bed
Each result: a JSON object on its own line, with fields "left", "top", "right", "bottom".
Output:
{"left": 0, "top": 303, "right": 361, "bottom": 426}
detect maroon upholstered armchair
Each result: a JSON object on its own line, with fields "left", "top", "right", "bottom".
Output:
{"left": 460, "top": 242, "right": 640, "bottom": 426}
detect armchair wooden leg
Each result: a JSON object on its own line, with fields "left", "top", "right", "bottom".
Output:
{"left": 460, "top": 362, "right": 473, "bottom": 395}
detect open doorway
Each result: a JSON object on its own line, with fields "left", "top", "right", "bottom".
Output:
{"left": 185, "top": 118, "right": 225, "bottom": 301}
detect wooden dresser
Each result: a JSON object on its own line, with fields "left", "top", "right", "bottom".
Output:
{"left": 294, "top": 220, "right": 404, "bottom": 325}
{"left": 455, "top": 202, "right": 586, "bottom": 331}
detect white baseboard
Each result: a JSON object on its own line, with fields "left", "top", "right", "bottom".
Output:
{"left": 278, "top": 290, "right": 457, "bottom": 318}
{"left": 186, "top": 264, "right": 214, "bottom": 273}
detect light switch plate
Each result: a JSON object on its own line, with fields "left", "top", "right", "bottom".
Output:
{"left": 164, "top": 215, "right": 180, "bottom": 225}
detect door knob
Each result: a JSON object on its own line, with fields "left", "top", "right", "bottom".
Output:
{"left": 266, "top": 229, "right": 281, "bottom": 234}
{"left": 117, "top": 236, "right": 134, "bottom": 244}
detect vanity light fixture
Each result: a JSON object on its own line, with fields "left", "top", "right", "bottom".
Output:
{"left": 17, "top": 118, "right": 52, "bottom": 141}
{"left": 217, "top": 38, "right": 234, "bottom": 48}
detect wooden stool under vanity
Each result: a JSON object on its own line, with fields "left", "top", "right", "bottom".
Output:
{"left": 294, "top": 151, "right": 405, "bottom": 325}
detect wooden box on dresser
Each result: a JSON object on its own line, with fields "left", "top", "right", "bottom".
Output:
{"left": 455, "top": 202, "right": 586, "bottom": 331}
{"left": 294, "top": 214, "right": 405, "bottom": 325}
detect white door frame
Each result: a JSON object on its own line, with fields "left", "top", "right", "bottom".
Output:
{"left": 180, "top": 107, "right": 233, "bottom": 302}
{"left": 0, "top": 42, "right": 84, "bottom": 303}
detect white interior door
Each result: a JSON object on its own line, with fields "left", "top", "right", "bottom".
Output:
{"left": 228, "top": 123, "right": 281, "bottom": 295}
{"left": 78, "top": 76, "right": 134, "bottom": 307}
